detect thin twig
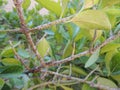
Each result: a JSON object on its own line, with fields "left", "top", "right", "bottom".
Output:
{"left": 9, "top": 40, "right": 30, "bottom": 70}
{"left": 84, "top": 65, "right": 99, "bottom": 81}
{"left": 0, "top": 29, "right": 20, "bottom": 32}
{"left": 28, "top": 15, "right": 73, "bottom": 33}
{"left": 41, "top": 70, "right": 119, "bottom": 90}
{"left": 52, "top": 64, "right": 62, "bottom": 81}
{"left": 28, "top": 80, "right": 78, "bottom": 90}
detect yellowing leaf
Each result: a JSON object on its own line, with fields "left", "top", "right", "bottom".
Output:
{"left": 37, "top": 38, "right": 52, "bottom": 58}
{"left": 85, "top": 48, "right": 100, "bottom": 68}
{"left": 71, "top": 10, "right": 111, "bottom": 30}
{"left": 1, "top": 58, "right": 21, "bottom": 66}
{"left": 97, "top": 77, "right": 117, "bottom": 88}
{"left": 36, "top": 0, "right": 62, "bottom": 16}
{"left": 101, "top": 43, "right": 120, "bottom": 54}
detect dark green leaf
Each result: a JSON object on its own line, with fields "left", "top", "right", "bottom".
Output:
{"left": 0, "top": 65, "right": 23, "bottom": 74}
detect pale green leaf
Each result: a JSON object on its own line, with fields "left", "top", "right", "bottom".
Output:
{"left": 1, "top": 58, "right": 21, "bottom": 66}
{"left": 0, "top": 78, "right": 5, "bottom": 90}
{"left": 97, "top": 77, "right": 117, "bottom": 88}
{"left": 71, "top": 10, "right": 111, "bottom": 30}
{"left": 22, "top": 0, "right": 31, "bottom": 9}
{"left": 36, "top": 0, "right": 62, "bottom": 16}
{"left": 37, "top": 38, "right": 52, "bottom": 58}
{"left": 85, "top": 48, "right": 100, "bottom": 68}
{"left": 101, "top": 43, "right": 120, "bottom": 54}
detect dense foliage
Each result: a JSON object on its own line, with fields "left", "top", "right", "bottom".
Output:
{"left": 0, "top": 0, "right": 120, "bottom": 90}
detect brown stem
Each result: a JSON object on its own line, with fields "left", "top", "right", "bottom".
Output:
{"left": 13, "top": 0, "right": 45, "bottom": 66}
{"left": 28, "top": 15, "right": 73, "bottom": 32}
{"left": 9, "top": 40, "right": 30, "bottom": 70}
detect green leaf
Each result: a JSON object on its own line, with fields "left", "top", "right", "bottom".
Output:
{"left": 0, "top": 78, "right": 5, "bottom": 90}
{"left": 85, "top": 48, "right": 100, "bottom": 68}
{"left": 62, "top": 40, "right": 73, "bottom": 58}
{"left": 71, "top": 65, "right": 87, "bottom": 76}
{"left": 110, "top": 52, "right": 120, "bottom": 74}
{"left": 1, "top": 58, "right": 21, "bottom": 66}
{"left": 75, "top": 29, "right": 91, "bottom": 41}
{"left": 103, "top": 8, "right": 120, "bottom": 16}
{"left": 71, "top": 10, "right": 111, "bottom": 30}
{"left": 100, "top": 0, "right": 120, "bottom": 8}
{"left": 103, "top": 8, "right": 120, "bottom": 27}
{"left": 97, "top": 77, "right": 117, "bottom": 88}
{"left": 0, "top": 65, "right": 23, "bottom": 74}
{"left": 36, "top": 0, "right": 62, "bottom": 16}
{"left": 22, "top": 0, "right": 31, "bottom": 9}
{"left": 111, "top": 75, "right": 120, "bottom": 83}
{"left": 60, "top": 85, "right": 73, "bottom": 90}
{"left": 37, "top": 38, "right": 52, "bottom": 58}
{"left": 101, "top": 43, "right": 120, "bottom": 54}
{"left": 0, "top": 41, "right": 21, "bottom": 57}
{"left": 82, "top": 84, "right": 96, "bottom": 90}
{"left": 64, "top": 65, "right": 87, "bottom": 76}
{"left": 18, "top": 49, "right": 30, "bottom": 58}
{"left": 60, "top": 0, "right": 69, "bottom": 18}
{"left": 105, "top": 50, "right": 117, "bottom": 76}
